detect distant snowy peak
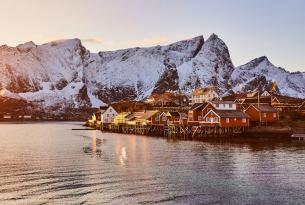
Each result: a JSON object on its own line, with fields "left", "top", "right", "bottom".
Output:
{"left": 230, "top": 56, "right": 305, "bottom": 98}
{"left": 0, "top": 34, "right": 304, "bottom": 112}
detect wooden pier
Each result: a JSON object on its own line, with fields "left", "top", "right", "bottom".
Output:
{"left": 87, "top": 121, "right": 249, "bottom": 139}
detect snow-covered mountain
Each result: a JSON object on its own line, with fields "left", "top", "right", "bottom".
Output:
{"left": 177, "top": 34, "right": 234, "bottom": 94}
{"left": 0, "top": 34, "right": 304, "bottom": 112}
{"left": 230, "top": 56, "right": 305, "bottom": 98}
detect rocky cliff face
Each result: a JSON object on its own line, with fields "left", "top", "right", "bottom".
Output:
{"left": 176, "top": 34, "right": 234, "bottom": 94}
{"left": 0, "top": 34, "right": 304, "bottom": 112}
{"left": 85, "top": 36, "right": 204, "bottom": 104}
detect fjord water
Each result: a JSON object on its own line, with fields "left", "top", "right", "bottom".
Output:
{"left": 0, "top": 122, "right": 305, "bottom": 204}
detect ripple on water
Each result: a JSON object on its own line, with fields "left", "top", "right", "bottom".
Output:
{"left": 0, "top": 122, "right": 305, "bottom": 204}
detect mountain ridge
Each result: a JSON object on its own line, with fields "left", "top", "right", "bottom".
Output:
{"left": 0, "top": 34, "right": 304, "bottom": 113}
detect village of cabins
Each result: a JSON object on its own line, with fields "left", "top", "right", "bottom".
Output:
{"left": 87, "top": 86, "right": 305, "bottom": 138}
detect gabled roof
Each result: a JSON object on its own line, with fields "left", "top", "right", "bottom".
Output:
{"left": 100, "top": 109, "right": 107, "bottom": 114}
{"left": 127, "top": 111, "right": 159, "bottom": 121}
{"left": 261, "top": 91, "right": 270, "bottom": 96}
{"left": 204, "top": 109, "right": 250, "bottom": 119}
{"left": 137, "top": 111, "right": 159, "bottom": 120}
{"left": 272, "top": 94, "right": 304, "bottom": 104}
{"left": 190, "top": 103, "right": 207, "bottom": 111}
{"left": 251, "top": 104, "right": 278, "bottom": 112}
{"left": 214, "top": 110, "right": 250, "bottom": 118}
{"left": 167, "top": 111, "right": 180, "bottom": 117}
{"left": 115, "top": 112, "right": 132, "bottom": 119}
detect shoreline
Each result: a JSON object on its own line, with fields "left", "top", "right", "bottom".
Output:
{"left": 85, "top": 122, "right": 297, "bottom": 141}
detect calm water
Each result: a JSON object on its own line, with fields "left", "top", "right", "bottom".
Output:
{"left": 0, "top": 122, "right": 305, "bottom": 205}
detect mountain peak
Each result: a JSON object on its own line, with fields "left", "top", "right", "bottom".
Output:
{"left": 17, "top": 41, "right": 37, "bottom": 52}
{"left": 0, "top": 33, "right": 304, "bottom": 113}
{"left": 45, "top": 38, "right": 82, "bottom": 48}
{"left": 206, "top": 33, "right": 219, "bottom": 41}
{"left": 258, "top": 56, "right": 269, "bottom": 62}
{"left": 250, "top": 56, "right": 272, "bottom": 67}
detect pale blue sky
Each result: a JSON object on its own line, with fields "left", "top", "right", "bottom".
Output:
{"left": 0, "top": 0, "right": 304, "bottom": 71}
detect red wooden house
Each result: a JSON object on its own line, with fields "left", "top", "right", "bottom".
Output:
{"left": 159, "top": 111, "right": 180, "bottom": 124}
{"left": 188, "top": 102, "right": 214, "bottom": 121}
{"left": 244, "top": 104, "right": 279, "bottom": 124}
{"left": 202, "top": 110, "right": 250, "bottom": 127}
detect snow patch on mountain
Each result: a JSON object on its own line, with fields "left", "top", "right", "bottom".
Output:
{"left": 84, "top": 36, "right": 204, "bottom": 103}
{"left": 177, "top": 34, "right": 234, "bottom": 94}
{"left": 0, "top": 34, "right": 304, "bottom": 112}
{"left": 230, "top": 56, "right": 305, "bottom": 98}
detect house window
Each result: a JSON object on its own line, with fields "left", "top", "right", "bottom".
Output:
{"left": 273, "top": 113, "right": 277, "bottom": 118}
{"left": 226, "top": 118, "right": 230, "bottom": 123}
{"left": 107, "top": 114, "right": 109, "bottom": 117}
{"left": 242, "top": 118, "right": 247, "bottom": 123}
{"left": 229, "top": 104, "right": 232, "bottom": 108}
{"left": 263, "top": 113, "right": 267, "bottom": 118}
{"left": 216, "top": 104, "right": 219, "bottom": 108}
{"left": 110, "top": 109, "right": 112, "bottom": 112}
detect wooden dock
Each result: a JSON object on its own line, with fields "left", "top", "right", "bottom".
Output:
{"left": 87, "top": 121, "right": 249, "bottom": 139}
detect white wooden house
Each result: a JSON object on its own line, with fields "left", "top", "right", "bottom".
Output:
{"left": 211, "top": 101, "right": 237, "bottom": 110}
{"left": 101, "top": 106, "right": 118, "bottom": 123}
{"left": 190, "top": 87, "right": 219, "bottom": 105}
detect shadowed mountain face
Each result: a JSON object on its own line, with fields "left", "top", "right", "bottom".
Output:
{"left": 0, "top": 34, "right": 304, "bottom": 112}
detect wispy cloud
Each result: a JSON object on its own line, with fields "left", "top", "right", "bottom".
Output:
{"left": 81, "top": 38, "right": 102, "bottom": 44}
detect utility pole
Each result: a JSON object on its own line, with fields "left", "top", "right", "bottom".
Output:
{"left": 257, "top": 91, "right": 259, "bottom": 107}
